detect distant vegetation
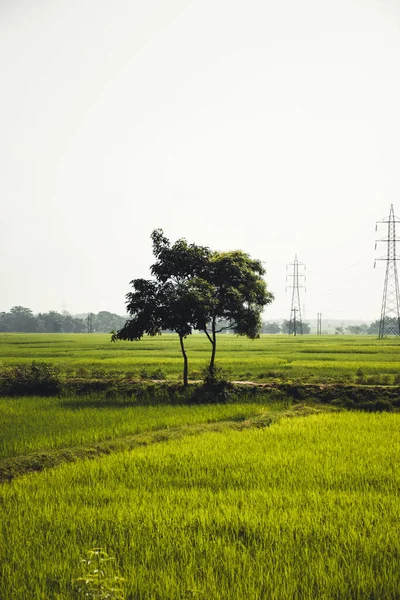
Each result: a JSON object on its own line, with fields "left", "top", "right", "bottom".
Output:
{"left": 263, "top": 320, "right": 381, "bottom": 335}
{"left": 0, "top": 306, "right": 126, "bottom": 333}
{"left": 0, "top": 306, "right": 382, "bottom": 336}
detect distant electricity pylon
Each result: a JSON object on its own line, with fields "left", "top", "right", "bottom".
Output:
{"left": 317, "top": 313, "right": 322, "bottom": 335}
{"left": 374, "top": 204, "right": 400, "bottom": 337}
{"left": 87, "top": 312, "right": 94, "bottom": 334}
{"left": 286, "top": 254, "right": 306, "bottom": 336}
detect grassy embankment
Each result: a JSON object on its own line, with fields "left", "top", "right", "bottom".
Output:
{"left": 0, "top": 411, "right": 399, "bottom": 599}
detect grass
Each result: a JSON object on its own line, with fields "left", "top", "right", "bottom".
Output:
{"left": 0, "top": 396, "right": 278, "bottom": 460}
{"left": 0, "top": 332, "right": 399, "bottom": 384}
{"left": 0, "top": 411, "right": 399, "bottom": 599}
{"left": 0, "top": 332, "right": 399, "bottom": 598}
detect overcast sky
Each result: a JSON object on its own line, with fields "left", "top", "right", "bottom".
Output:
{"left": 1, "top": 0, "right": 400, "bottom": 321}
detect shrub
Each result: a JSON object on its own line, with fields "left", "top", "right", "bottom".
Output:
{"left": 189, "top": 370, "right": 201, "bottom": 380}
{"left": 151, "top": 368, "right": 166, "bottom": 381}
{"left": 75, "top": 367, "right": 89, "bottom": 378}
{"left": 0, "top": 361, "right": 64, "bottom": 396}
{"left": 91, "top": 369, "right": 107, "bottom": 379}
{"left": 357, "top": 400, "right": 394, "bottom": 412}
{"left": 140, "top": 367, "right": 166, "bottom": 381}
{"left": 257, "top": 371, "right": 284, "bottom": 380}
{"left": 356, "top": 368, "right": 365, "bottom": 383}
{"left": 193, "top": 365, "right": 234, "bottom": 403}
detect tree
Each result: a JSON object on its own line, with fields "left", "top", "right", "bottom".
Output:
{"left": 9, "top": 306, "right": 37, "bottom": 332}
{"left": 63, "top": 314, "right": 79, "bottom": 333}
{"left": 190, "top": 250, "right": 274, "bottom": 376}
{"left": 37, "top": 311, "right": 64, "bottom": 333}
{"left": 0, "top": 312, "right": 11, "bottom": 332}
{"left": 262, "top": 321, "right": 281, "bottom": 334}
{"left": 114, "top": 230, "right": 274, "bottom": 384}
{"left": 114, "top": 230, "right": 211, "bottom": 386}
{"left": 281, "top": 320, "right": 311, "bottom": 334}
{"left": 346, "top": 324, "right": 369, "bottom": 335}
{"left": 368, "top": 320, "right": 380, "bottom": 335}
{"left": 94, "top": 311, "right": 126, "bottom": 333}
{"left": 70, "top": 316, "right": 87, "bottom": 333}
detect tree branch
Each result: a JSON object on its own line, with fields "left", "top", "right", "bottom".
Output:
{"left": 215, "top": 324, "right": 234, "bottom": 333}
{"left": 203, "top": 328, "right": 213, "bottom": 344}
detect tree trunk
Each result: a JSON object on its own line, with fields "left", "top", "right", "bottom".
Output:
{"left": 209, "top": 318, "right": 217, "bottom": 378}
{"left": 179, "top": 334, "right": 188, "bottom": 386}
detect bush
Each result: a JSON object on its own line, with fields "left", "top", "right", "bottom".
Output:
{"left": 75, "top": 367, "right": 89, "bottom": 378}
{"left": 151, "top": 368, "right": 167, "bottom": 381}
{"left": 357, "top": 399, "right": 394, "bottom": 412}
{"left": 91, "top": 368, "right": 107, "bottom": 379}
{"left": 356, "top": 368, "right": 365, "bottom": 383}
{"left": 140, "top": 367, "right": 166, "bottom": 381}
{"left": 0, "top": 361, "right": 64, "bottom": 396}
{"left": 192, "top": 365, "right": 234, "bottom": 403}
{"left": 257, "top": 370, "right": 284, "bottom": 380}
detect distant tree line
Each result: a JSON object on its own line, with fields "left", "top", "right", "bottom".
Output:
{"left": 0, "top": 306, "right": 127, "bottom": 333}
{"left": 335, "top": 322, "right": 380, "bottom": 335}
{"left": 262, "top": 321, "right": 380, "bottom": 334}
{"left": 0, "top": 306, "right": 382, "bottom": 336}
{"left": 262, "top": 321, "right": 311, "bottom": 334}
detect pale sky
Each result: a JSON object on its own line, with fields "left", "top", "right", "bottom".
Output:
{"left": 1, "top": 0, "right": 400, "bottom": 321}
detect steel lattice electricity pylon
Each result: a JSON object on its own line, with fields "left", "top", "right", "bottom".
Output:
{"left": 374, "top": 204, "right": 400, "bottom": 337}
{"left": 317, "top": 312, "right": 322, "bottom": 335}
{"left": 286, "top": 254, "right": 306, "bottom": 335}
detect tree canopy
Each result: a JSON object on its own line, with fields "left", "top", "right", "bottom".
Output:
{"left": 115, "top": 230, "right": 274, "bottom": 385}
{"left": 188, "top": 250, "right": 274, "bottom": 375}
{"left": 114, "top": 231, "right": 212, "bottom": 385}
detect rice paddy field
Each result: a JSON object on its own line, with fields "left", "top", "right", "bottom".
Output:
{"left": 0, "top": 333, "right": 399, "bottom": 599}
{"left": 0, "top": 332, "right": 399, "bottom": 383}
{"left": 0, "top": 411, "right": 399, "bottom": 599}
{"left": 0, "top": 397, "right": 273, "bottom": 460}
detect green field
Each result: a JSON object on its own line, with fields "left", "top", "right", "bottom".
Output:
{"left": 0, "top": 332, "right": 399, "bottom": 384}
{"left": 0, "top": 412, "right": 399, "bottom": 599}
{"left": 0, "top": 333, "right": 399, "bottom": 598}
{"left": 0, "top": 396, "right": 275, "bottom": 460}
